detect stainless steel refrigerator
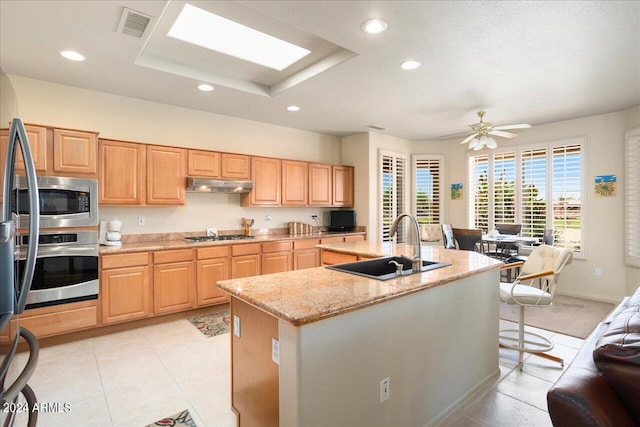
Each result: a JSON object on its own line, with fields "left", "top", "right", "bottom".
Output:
{"left": 1, "top": 118, "right": 40, "bottom": 426}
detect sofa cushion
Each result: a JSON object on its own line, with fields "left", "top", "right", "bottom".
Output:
{"left": 592, "top": 301, "right": 640, "bottom": 426}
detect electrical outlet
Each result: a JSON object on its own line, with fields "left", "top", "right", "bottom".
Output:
{"left": 272, "top": 338, "right": 280, "bottom": 365}
{"left": 311, "top": 214, "right": 318, "bottom": 220}
{"left": 380, "top": 377, "right": 390, "bottom": 403}
{"left": 595, "top": 267, "right": 602, "bottom": 277}
{"left": 233, "top": 315, "right": 241, "bottom": 338}
{"left": 206, "top": 227, "right": 218, "bottom": 237}
{"left": 265, "top": 214, "right": 272, "bottom": 221}
{"left": 137, "top": 216, "right": 145, "bottom": 226}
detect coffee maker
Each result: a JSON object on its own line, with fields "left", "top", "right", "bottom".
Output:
{"left": 99, "top": 219, "right": 122, "bottom": 247}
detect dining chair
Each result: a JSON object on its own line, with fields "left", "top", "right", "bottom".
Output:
{"left": 420, "top": 224, "right": 443, "bottom": 246}
{"left": 441, "top": 224, "right": 456, "bottom": 249}
{"left": 499, "top": 244, "right": 573, "bottom": 369}
{"left": 492, "top": 223, "right": 522, "bottom": 258}
{"left": 452, "top": 228, "right": 483, "bottom": 252}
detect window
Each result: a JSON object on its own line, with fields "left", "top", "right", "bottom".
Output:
{"left": 380, "top": 150, "right": 407, "bottom": 242}
{"left": 468, "top": 154, "right": 489, "bottom": 231}
{"left": 626, "top": 128, "right": 640, "bottom": 267}
{"left": 412, "top": 155, "right": 443, "bottom": 225}
{"left": 468, "top": 138, "right": 584, "bottom": 254}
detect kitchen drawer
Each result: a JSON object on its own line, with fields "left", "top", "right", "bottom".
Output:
{"left": 293, "top": 239, "right": 320, "bottom": 250}
{"left": 321, "top": 250, "right": 358, "bottom": 265}
{"left": 101, "top": 252, "right": 149, "bottom": 269}
{"left": 197, "top": 245, "right": 230, "bottom": 260}
{"left": 232, "top": 243, "right": 261, "bottom": 256}
{"left": 154, "top": 249, "right": 194, "bottom": 264}
{"left": 344, "top": 234, "right": 366, "bottom": 242}
{"left": 262, "top": 241, "right": 291, "bottom": 253}
{"left": 20, "top": 300, "right": 98, "bottom": 338}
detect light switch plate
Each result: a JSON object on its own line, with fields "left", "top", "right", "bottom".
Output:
{"left": 233, "top": 315, "right": 241, "bottom": 338}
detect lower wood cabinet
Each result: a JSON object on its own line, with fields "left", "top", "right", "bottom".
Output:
{"left": 15, "top": 300, "right": 98, "bottom": 339}
{"left": 196, "top": 246, "right": 231, "bottom": 306}
{"left": 101, "top": 252, "right": 151, "bottom": 324}
{"left": 293, "top": 239, "right": 320, "bottom": 270}
{"left": 232, "top": 244, "right": 261, "bottom": 278}
{"left": 321, "top": 250, "right": 358, "bottom": 266}
{"left": 153, "top": 249, "right": 196, "bottom": 315}
{"left": 261, "top": 241, "right": 292, "bottom": 275}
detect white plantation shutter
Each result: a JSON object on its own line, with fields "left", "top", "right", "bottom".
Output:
{"left": 552, "top": 144, "right": 582, "bottom": 251}
{"left": 626, "top": 129, "right": 640, "bottom": 267}
{"left": 521, "top": 148, "right": 547, "bottom": 239}
{"left": 469, "top": 154, "right": 489, "bottom": 231}
{"left": 493, "top": 152, "right": 516, "bottom": 224}
{"left": 413, "top": 156, "right": 442, "bottom": 224}
{"left": 380, "top": 150, "right": 407, "bottom": 242}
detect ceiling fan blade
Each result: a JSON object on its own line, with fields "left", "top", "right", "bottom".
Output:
{"left": 460, "top": 133, "right": 478, "bottom": 144}
{"left": 434, "top": 130, "right": 474, "bottom": 140}
{"left": 489, "top": 130, "right": 517, "bottom": 139}
{"left": 493, "top": 124, "right": 531, "bottom": 131}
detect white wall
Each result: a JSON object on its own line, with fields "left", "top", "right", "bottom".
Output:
{"left": 413, "top": 107, "right": 640, "bottom": 302}
{"left": 624, "top": 105, "right": 640, "bottom": 295}
{"left": 4, "top": 75, "right": 345, "bottom": 233}
{"left": 0, "top": 74, "right": 18, "bottom": 123}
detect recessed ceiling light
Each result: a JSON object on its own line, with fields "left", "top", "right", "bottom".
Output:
{"left": 168, "top": 4, "right": 311, "bottom": 71}
{"left": 361, "top": 19, "right": 388, "bottom": 34}
{"left": 197, "top": 84, "right": 214, "bottom": 92}
{"left": 287, "top": 105, "right": 300, "bottom": 112}
{"left": 60, "top": 50, "right": 86, "bottom": 61}
{"left": 400, "top": 60, "right": 421, "bottom": 70}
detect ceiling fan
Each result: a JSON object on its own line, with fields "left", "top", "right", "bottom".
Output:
{"left": 459, "top": 111, "right": 531, "bottom": 150}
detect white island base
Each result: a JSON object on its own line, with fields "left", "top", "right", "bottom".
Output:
{"left": 275, "top": 269, "right": 499, "bottom": 427}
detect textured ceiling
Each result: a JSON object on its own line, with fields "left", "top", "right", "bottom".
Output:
{"left": 1, "top": 0, "right": 638, "bottom": 140}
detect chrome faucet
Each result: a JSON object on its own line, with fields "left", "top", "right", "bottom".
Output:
{"left": 389, "top": 213, "right": 422, "bottom": 273}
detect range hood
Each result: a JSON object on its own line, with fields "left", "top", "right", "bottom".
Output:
{"left": 186, "top": 178, "right": 253, "bottom": 193}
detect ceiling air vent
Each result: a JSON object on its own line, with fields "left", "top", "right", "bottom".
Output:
{"left": 366, "top": 125, "right": 386, "bottom": 131}
{"left": 117, "top": 7, "right": 152, "bottom": 38}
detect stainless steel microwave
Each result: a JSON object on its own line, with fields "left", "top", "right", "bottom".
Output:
{"left": 12, "top": 176, "right": 98, "bottom": 228}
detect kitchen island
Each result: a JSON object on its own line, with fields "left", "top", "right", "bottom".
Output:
{"left": 217, "top": 242, "right": 503, "bottom": 427}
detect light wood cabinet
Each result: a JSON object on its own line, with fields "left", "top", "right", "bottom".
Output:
{"left": 1, "top": 125, "right": 47, "bottom": 201}
{"left": 321, "top": 250, "right": 358, "bottom": 266}
{"left": 221, "top": 153, "right": 251, "bottom": 179}
{"left": 231, "top": 297, "right": 279, "bottom": 427}
{"left": 18, "top": 300, "right": 98, "bottom": 339}
{"left": 232, "top": 243, "right": 261, "bottom": 278}
{"left": 100, "top": 252, "right": 151, "bottom": 324}
{"left": 99, "top": 139, "right": 146, "bottom": 205}
{"left": 188, "top": 149, "right": 220, "bottom": 177}
{"left": 146, "top": 145, "right": 186, "bottom": 205}
{"left": 282, "top": 160, "right": 308, "bottom": 206}
{"left": 53, "top": 129, "right": 98, "bottom": 175}
{"left": 153, "top": 249, "right": 195, "bottom": 315}
{"left": 308, "top": 163, "right": 332, "bottom": 206}
{"left": 196, "top": 246, "right": 231, "bottom": 306}
{"left": 261, "top": 241, "right": 292, "bottom": 274}
{"left": 293, "top": 238, "right": 320, "bottom": 270}
{"left": 332, "top": 165, "right": 354, "bottom": 207}
{"left": 244, "top": 156, "right": 281, "bottom": 206}
{"left": 344, "top": 234, "right": 366, "bottom": 242}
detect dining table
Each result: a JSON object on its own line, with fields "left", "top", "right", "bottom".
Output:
{"left": 482, "top": 234, "right": 539, "bottom": 260}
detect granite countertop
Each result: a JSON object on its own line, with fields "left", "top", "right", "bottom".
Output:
{"left": 217, "top": 242, "right": 503, "bottom": 326}
{"left": 99, "top": 231, "right": 365, "bottom": 255}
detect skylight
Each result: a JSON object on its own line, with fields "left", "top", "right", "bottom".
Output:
{"left": 167, "top": 4, "right": 311, "bottom": 71}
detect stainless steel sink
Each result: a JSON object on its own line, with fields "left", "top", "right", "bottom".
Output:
{"left": 326, "top": 256, "right": 451, "bottom": 281}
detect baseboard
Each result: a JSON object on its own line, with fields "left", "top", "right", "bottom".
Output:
{"left": 555, "top": 290, "right": 622, "bottom": 304}
{"left": 424, "top": 367, "right": 501, "bottom": 427}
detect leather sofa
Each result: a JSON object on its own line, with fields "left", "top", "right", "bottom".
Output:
{"left": 547, "top": 286, "right": 640, "bottom": 426}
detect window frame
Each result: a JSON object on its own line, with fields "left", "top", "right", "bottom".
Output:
{"left": 379, "top": 149, "right": 409, "bottom": 243}
{"left": 467, "top": 137, "right": 586, "bottom": 258}
{"left": 625, "top": 128, "right": 640, "bottom": 268}
{"left": 411, "top": 154, "right": 444, "bottom": 226}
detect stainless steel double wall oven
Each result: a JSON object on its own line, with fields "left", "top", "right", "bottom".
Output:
{"left": 12, "top": 176, "right": 99, "bottom": 308}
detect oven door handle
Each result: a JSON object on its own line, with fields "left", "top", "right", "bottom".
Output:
{"left": 19, "top": 244, "right": 98, "bottom": 259}
{"left": 4, "top": 119, "right": 40, "bottom": 315}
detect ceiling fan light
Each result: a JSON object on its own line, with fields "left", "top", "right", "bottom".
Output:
{"left": 468, "top": 137, "right": 479, "bottom": 150}
{"left": 486, "top": 137, "right": 498, "bottom": 149}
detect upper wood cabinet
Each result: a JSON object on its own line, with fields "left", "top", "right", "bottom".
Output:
{"left": 14, "top": 125, "right": 48, "bottom": 173}
{"left": 243, "top": 156, "right": 281, "bottom": 206}
{"left": 53, "top": 129, "right": 98, "bottom": 175}
{"left": 146, "top": 145, "right": 186, "bottom": 205}
{"left": 282, "top": 160, "right": 308, "bottom": 206}
{"left": 308, "top": 163, "right": 332, "bottom": 206}
{"left": 99, "top": 139, "right": 146, "bottom": 205}
{"left": 332, "top": 165, "right": 354, "bottom": 207}
{"left": 221, "top": 153, "right": 251, "bottom": 179}
{"left": 188, "top": 149, "right": 220, "bottom": 177}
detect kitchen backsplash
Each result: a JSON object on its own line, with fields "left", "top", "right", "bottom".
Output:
{"left": 99, "top": 192, "right": 340, "bottom": 235}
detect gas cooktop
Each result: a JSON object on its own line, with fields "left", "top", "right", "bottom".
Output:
{"left": 185, "top": 234, "right": 255, "bottom": 242}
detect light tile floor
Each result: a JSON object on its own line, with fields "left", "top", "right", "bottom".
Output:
{"left": 8, "top": 317, "right": 582, "bottom": 426}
